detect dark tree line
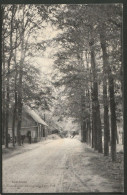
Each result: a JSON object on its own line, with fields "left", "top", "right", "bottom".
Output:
{"left": 50, "top": 4, "right": 123, "bottom": 161}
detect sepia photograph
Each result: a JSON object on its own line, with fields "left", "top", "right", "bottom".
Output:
{"left": 1, "top": 3, "right": 124, "bottom": 193}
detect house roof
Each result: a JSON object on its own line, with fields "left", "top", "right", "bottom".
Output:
{"left": 24, "top": 105, "right": 48, "bottom": 127}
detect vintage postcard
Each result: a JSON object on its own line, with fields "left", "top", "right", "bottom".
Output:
{"left": 1, "top": 3, "right": 124, "bottom": 193}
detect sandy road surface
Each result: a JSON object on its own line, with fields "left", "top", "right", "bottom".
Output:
{"left": 2, "top": 138, "right": 122, "bottom": 193}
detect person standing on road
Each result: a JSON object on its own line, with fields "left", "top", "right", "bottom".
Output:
{"left": 27, "top": 131, "right": 31, "bottom": 144}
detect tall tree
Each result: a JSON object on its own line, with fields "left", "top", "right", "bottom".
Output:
{"left": 5, "top": 5, "right": 16, "bottom": 148}
{"left": 89, "top": 37, "right": 102, "bottom": 153}
{"left": 100, "top": 25, "right": 110, "bottom": 156}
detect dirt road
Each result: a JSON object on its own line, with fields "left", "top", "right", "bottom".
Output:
{"left": 2, "top": 138, "right": 123, "bottom": 193}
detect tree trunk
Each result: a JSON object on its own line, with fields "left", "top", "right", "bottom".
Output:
{"left": 2, "top": 74, "right": 6, "bottom": 146}
{"left": 6, "top": 52, "right": 13, "bottom": 148}
{"left": 87, "top": 89, "right": 92, "bottom": 145}
{"left": 81, "top": 121, "right": 87, "bottom": 142}
{"left": 85, "top": 51, "right": 92, "bottom": 146}
{"left": 109, "top": 76, "right": 117, "bottom": 161}
{"left": 81, "top": 119, "right": 87, "bottom": 142}
{"left": 86, "top": 120, "right": 91, "bottom": 145}
{"left": 90, "top": 39, "right": 102, "bottom": 153}
{"left": 17, "top": 6, "right": 25, "bottom": 146}
{"left": 17, "top": 88, "right": 23, "bottom": 146}
{"left": 100, "top": 32, "right": 110, "bottom": 156}
{"left": 2, "top": 34, "right": 6, "bottom": 145}
{"left": 103, "top": 83, "right": 110, "bottom": 156}
{"left": 91, "top": 87, "right": 96, "bottom": 149}
{"left": 91, "top": 116, "right": 94, "bottom": 148}
{"left": 12, "top": 91, "right": 17, "bottom": 147}
{"left": 5, "top": 83, "right": 9, "bottom": 148}
{"left": 12, "top": 33, "right": 18, "bottom": 147}
{"left": 96, "top": 97, "right": 102, "bottom": 153}
{"left": 81, "top": 95, "right": 85, "bottom": 142}
{"left": 116, "top": 129, "right": 119, "bottom": 144}
{"left": 120, "top": 22, "right": 124, "bottom": 146}
{"left": 91, "top": 84, "right": 94, "bottom": 148}
{"left": 17, "top": 64, "right": 23, "bottom": 146}
{"left": 5, "top": 5, "right": 15, "bottom": 148}
{"left": 81, "top": 123, "right": 84, "bottom": 142}
{"left": 2, "top": 106, "right": 6, "bottom": 145}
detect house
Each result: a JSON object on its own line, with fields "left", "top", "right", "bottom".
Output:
{"left": 8, "top": 105, "right": 48, "bottom": 143}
